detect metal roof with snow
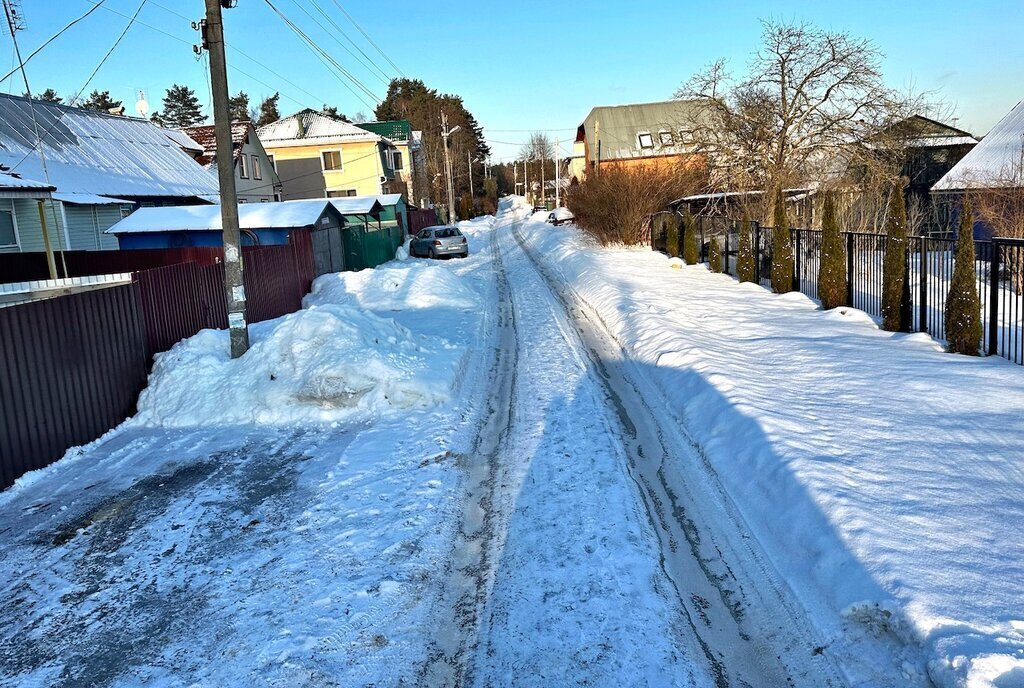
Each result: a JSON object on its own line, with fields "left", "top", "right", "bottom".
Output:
{"left": 182, "top": 121, "right": 251, "bottom": 167}
{"left": 105, "top": 199, "right": 339, "bottom": 234}
{"left": 0, "top": 170, "right": 54, "bottom": 198}
{"left": 258, "top": 109, "right": 381, "bottom": 148}
{"left": 0, "top": 93, "right": 219, "bottom": 200}
{"left": 933, "top": 99, "right": 1024, "bottom": 192}
{"left": 577, "top": 99, "right": 715, "bottom": 161}
{"left": 328, "top": 197, "right": 384, "bottom": 216}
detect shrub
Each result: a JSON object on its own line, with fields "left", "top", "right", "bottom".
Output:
{"left": 707, "top": 234, "right": 723, "bottom": 273}
{"left": 881, "top": 187, "right": 908, "bottom": 331}
{"left": 770, "top": 188, "right": 794, "bottom": 293}
{"left": 817, "top": 193, "right": 847, "bottom": 309}
{"left": 563, "top": 161, "right": 707, "bottom": 245}
{"left": 664, "top": 215, "right": 680, "bottom": 257}
{"left": 945, "top": 203, "right": 983, "bottom": 355}
{"left": 736, "top": 218, "right": 755, "bottom": 283}
{"left": 682, "top": 212, "right": 700, "bottom": 265}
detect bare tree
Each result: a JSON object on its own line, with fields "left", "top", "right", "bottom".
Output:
{"left": 677, "top": 20, "right": 910, "bottom": 222}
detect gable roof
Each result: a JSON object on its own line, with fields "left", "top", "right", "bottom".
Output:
{"left": 933, "top": 99, "right": 1024, "bottom": 192}
{"left": 868, "top": 114, "right": 978, "bottom": 150}
{"left": 0, "top": 93, "right": 219, "bottom": 200}
{"left": 182, "top": 121, "right": 251, "bottom": 166}
{"left": 578, "top": 99, "right": 714, "bottom": 161}
{"left": 328, "top": 196, "right": 384, "bottom": 216}
{"left": 258, "top": 109, "right": 381, "bottom": 148}
{"left": 106, "top": 199, "right": 339, "bottom": 234}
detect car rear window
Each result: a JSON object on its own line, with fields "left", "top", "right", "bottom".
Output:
{"left": 436, "top": 228, "right": 461, "bottom": 238}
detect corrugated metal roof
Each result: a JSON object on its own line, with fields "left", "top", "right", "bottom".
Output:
{"left": 0, "top": 93, "right": 220, "bottom": 200}
{"left": 329, "top": 197, "right": 384, "bottom": 216}
{"left": 162, "top": 127, "right": 204, "bottom": 154}
{"left": 0, "top": 171, "right": 54, "bottom": 190}
{"left": 375, "top": 193, "right": 405, "bottom": 207}
{"left": 357, "top": 120, "right": 411, "bottom": 142}
{"left": 258, "top": 109, "right": 379, "bottom": 146}
{"left": 579, "top": 99, "right": 715, "bottom": 161}
{"left": 182, "top": 122, "right": 250, "bottom": 166}
{"left": 106, "top": 199, "right": 337, "bottom": 234}
{"left": 933, "top": 99, "right": 1024, "bottom": 191}
{"left": 52, "top": 192, "right": 130, "bottom": 205}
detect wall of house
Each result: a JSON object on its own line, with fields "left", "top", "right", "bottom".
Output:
{"left": 265, "top": 140, "right": 390, "bottom": 200}
{"left": 64, "top": 205, "right": 124, "bottom": 250}
{"left": 0, "top": 198, "right": 67, "bottom": 254}
{"left": 236, "top": 136, "right": 281, "bottom": 203}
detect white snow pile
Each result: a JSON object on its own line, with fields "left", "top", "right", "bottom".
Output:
{"left": 514, "top": 208, "right": 1024, "bottom": 688}
{"left": 136, "top": 261, "right": 481, "bottom": 428}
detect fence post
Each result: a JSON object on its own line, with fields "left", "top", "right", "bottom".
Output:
{"left": 919, "top": 238, "right": 928, "bottom": 332}
{"left": 754, "top": 224, "right": 761, "bottom": 284}
{"left": 900, "top": 244, "right": 913, "bottom": 332}
{"left": 845, "top": 233, "right": 854, "bottom": 306}
{"left": 723, "top": 226, "right": 730, "bottom": 276}
{"left": 988, "top": 241, "right": 1001, "bottom": 355}
{"left": 793, "top": 229, "right": 802, "bottom": 292}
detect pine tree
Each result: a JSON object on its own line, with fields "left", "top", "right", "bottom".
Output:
{"left": 771, "top": 188, "right": 794, "bottom": 293}
{"left": 228, "top": 91, "right": 250, "bottom": 121}
{"left": 256, "top": 93, "right": 281, "bottom": 127}
{"left": 881, "top": 187, "right": 908, "bottom": 331}
{"left": 817, "top": 193, "right": 847, "bottom": 309}
{"left": 945, "top": 202, "right": 982, "bottom": 355}
{"left": 81, "top": 90, "right": 121, "bottom": 111}
{"left": 708, "top": 234, "right": 723, "bottom": 273}
{"left": 159, "top": 84, "right": 204, "bottom": 128}
{"left": 665, "top": 215, "right": 680, "bottom": 257}
{"left": 736, "top": 218, "right": 755, "bottom": 283}
{"left": 37, "top": 88, "right": 62, "bottom": 103}
{"left": 682, "top": 212, "right": 700, "bottom": 265}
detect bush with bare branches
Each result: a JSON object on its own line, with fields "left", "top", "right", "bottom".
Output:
{"left": 563, "top": 162, "right": 705, "bottom": 246}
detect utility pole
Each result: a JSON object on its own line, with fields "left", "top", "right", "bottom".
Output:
{"left": 440, "top": 111, "right": 460, "bottom": 222}
{"left": 514, "top": 161, "right": 518, "bottom": 196}
{"left": 555, "top": 138, "right": 561, "bottom": 208}
{"left": 594, "top": 120, "right": 601, "bottom": 178}
{"left": 540, "top": 146, "right": 546, "bottom": 205}
{"left": 202, "top": 0, "right": 248, "bottom": 358}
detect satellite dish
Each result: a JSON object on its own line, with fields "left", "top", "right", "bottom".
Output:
{"left": 135, "top": 90, "right": 149, "bottom": 117}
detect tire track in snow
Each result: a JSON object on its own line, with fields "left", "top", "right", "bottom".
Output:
{"left": 508, "top": 217, "right": 846, "bottom": 687}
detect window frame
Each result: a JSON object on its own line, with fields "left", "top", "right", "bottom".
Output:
{"left": 326, "top": 189, "right": 358, "bottom": 198}
{"left": 266, "top": 153, "right": 276, "bottom": 171}
{"left": 391, "top": 149, "right": 404, "bottom": 171}
{"left": 0, "top": 205, "right": 20, "bottom": 249}
{"left": 658, "top": 130, "right": 674, "bottom": 146}
{"left": 251, "top": 154, "right": 262, "bottom": 180}
{"left": 238, "top": 154, "right": 249, "bottom": 179}
{"left": 637, "top": 132, "right": 655, "bottom": 149}
{"left": 321, "top": 149, "right": 343, "bottom": 172}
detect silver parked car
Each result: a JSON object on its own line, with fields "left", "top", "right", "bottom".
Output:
{"left": 410, "top": 226, "right": 468, "bottom": 259}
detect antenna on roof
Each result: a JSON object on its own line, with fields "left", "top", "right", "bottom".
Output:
{"left": 135, "top": 89, "right": 149, "bottom": 118}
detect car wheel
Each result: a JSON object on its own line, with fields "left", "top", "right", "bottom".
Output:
{"left": 428, "top": 248, "right": 436, "bottom": 259}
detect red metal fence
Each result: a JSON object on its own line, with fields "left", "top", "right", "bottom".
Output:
{"left": 408, "top": 208, "right": 440, "bottom": 235}
{"left": 0, "top": 233, "right": 319, "bottom": 489}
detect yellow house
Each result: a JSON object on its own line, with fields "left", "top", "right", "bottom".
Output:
{"left": 258, "top": 109, "right": 400, "bottom": 200}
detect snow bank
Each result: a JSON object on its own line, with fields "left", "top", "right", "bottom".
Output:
{"left": 136, "top": 304, "right": 463, "bottom": 427}
{"left": 304, "top": 259, "right": 479, "bottom": 313}
{"left": 514, "top": 211, "right": 1024, "bottom": 688}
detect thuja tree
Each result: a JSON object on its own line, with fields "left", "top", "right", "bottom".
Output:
{"left": 708, "top": 234, "right": 723, "bottom": 273}
{"left": 736, "top": 218, "right": 755, "bottom": 282}
{"left": 945, "top": 202, "right": 983, "bottom": 355}
{"left": 683, "top": 212, "right": 700, "bottom": 265}
{"left": 665, "top": 215, "right": 680, "bottom": 257}
{"left": 881, "top": 187, "right": 908, "bottom": 331}
{"left": 817, "top": 193, "right": 847, "bottom": 309}
{"left": 770, "top": 189, "right": 794, "bottom": 293}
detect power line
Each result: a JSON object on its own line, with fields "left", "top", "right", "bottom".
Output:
{"left": 327, "top": 0, "right": 403, "bottom": 77}
{"left": 10, "top": 0, "right": 148, "bottom": 174}
{"left": 262, "top": 0, "right": 379, "bottom": 111}
{"left": 294, "top": 0, "right": 392, "bottom": 85}
{"left": 0, "top": 0, "right": 107, "bottom": 84}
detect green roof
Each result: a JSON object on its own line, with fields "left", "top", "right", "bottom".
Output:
{"left": 357, "top": 120, "right": 412, "bottom": 142}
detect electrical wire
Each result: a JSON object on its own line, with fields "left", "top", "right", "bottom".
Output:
{"left": 293, "top": 0, "right": 392, "bottom": 85}
{"left": 10, "top": 0, "right": 148, "bottom": 174}
{"left": 327, "top": 0, "right": 403, "bottom": 77}
{"left": 0, "top": 0, "right": 107, "bottom": 84}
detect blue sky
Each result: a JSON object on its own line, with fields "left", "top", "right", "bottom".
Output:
{"left": 5, "top": 0, "right": 1023, "bottom": 161}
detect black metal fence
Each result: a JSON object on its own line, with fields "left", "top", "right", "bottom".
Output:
{"left": 683, "top": 218, "right": 1024, "bottom": 365}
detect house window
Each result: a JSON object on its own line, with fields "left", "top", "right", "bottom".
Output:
{"left": 239, "top": 199, "right": 247, "bottom": 204}
{"left": 659, "top": 131, "right": 674, "bottom": 145}
{"left": 251, "top": 155, "right": 262, "bottom": 180}
{"left": 120, "top": 205, "right": 132, "bottom": 219}
{"left": 637, "top": 133, "right": 654, "bottom": 149}
{"left": 266, "top": 153, "right": 276, "bottom": 171}
{"left": 321, "top": 150, "right": 343, "bottom": 171}
{"left": 239, "top": 154, "right": 249, "bottom": 179}
{"left": 326, "top": 189, "right": 357, "bottom": 198}
{"left": 391, "top": 150, "right": 403, "bottom": 170}
{"left": 0, "top": 207, "right": 18, "bottom": 247}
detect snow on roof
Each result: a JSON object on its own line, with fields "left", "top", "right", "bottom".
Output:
{"left": 329, "top": 197, "right": 384, "bottom": 216}
{"left": 182, "top": 122, "right": 250, "bottom": 166}
{"left": 162, "top": 127, "right": 204, "bottom": 154}
{"left": 52, "top": 192, "right": 130, "bottom": 205}
{"left": 579, "top": 99, "right": 715, "bottom": 161}
{"left": 106, "top": 199, "right": 336, "bottom": 234}
{"left": 0, "top": 93, "right": 219, "bottom": 200}
{"left": 258, "top": 109, "right": 380, "bottom": 147}
{"left": 375, "top": 193, "right": 404, "bottom": 207}
{"left": 933, "top": 99, "right": 1024, "bottom": 192}
{"left": 0, "top": 170, "right": 54, "bottom": 192}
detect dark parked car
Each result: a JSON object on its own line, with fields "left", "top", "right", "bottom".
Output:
{"left": 410, "top": 226, "right": 468, "bottom": 259}
{"left": 547, "top": 207, "right": 575, "bottom": 226}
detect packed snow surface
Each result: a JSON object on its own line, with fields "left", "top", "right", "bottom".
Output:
{"left": 513, "top": 198, "right": 1024, "bottom": 688}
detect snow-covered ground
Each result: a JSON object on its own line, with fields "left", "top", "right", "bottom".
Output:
{"left": 512, "top": 198, "right": 1024, "bottom": 688}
